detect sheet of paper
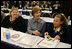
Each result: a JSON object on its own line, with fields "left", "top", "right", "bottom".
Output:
{"left": 10, "top": 30, "right": 24, "bottom": 41}
{"left": 18, "top": 35, "right": 40, "bottom": 47}
{"left": 38, "top": 38, "right": 60, "bottom": 48}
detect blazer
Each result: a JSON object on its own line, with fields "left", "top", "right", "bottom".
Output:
{"left": 45, "top": 24, "right": 68, "bottom": 43}
{"left": 1, "top": 15, "right": 27, "bottom": 33}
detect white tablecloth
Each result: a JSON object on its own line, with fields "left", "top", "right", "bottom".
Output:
{"left": 1, "top": 27, "right": 71, "bottom": 48}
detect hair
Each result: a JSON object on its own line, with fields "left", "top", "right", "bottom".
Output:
{"left": 9, "top": 7, "right": 20, "bottom": 17}
{"left": 55, "top": 13, "right": 68, "bottom": 27}
{"left": 36, "top": 1, "right": 40, "bottom": 6}
{"left": 32, "top": 6, "right": 42, "bottom": 16}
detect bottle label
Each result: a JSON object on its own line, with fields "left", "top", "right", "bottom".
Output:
{"left": 6, "top": 33, "right": 10, "bottom": 40}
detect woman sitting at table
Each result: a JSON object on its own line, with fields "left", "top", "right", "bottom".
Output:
{"left": 27, "top": 6, "right": 46, "bottom": 37}
{"left": 44, "top": 13, "right": 68, "bottom": 43}
{"left": 1, "top": 7, "right": 27, "bottom": 33}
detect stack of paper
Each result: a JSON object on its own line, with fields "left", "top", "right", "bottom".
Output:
{"left": 38, "top": 38, "right": 60, "bottom": 48}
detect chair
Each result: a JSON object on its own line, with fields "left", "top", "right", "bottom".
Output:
{"left": 24, "top": 19, "right": 28, "bottom": 32}
{"left": 67, "top": 25, "right": 71, "bottom": 44}
{"left": 46, "top": 22, "right": 53, "bottom": 31}
{"left": 51, "top": 12, "right": 58, "bottom": 18}
{"left": 25, "top": 11, "right": 30, "bottom": 16}
{"left": 22, "top": 11, "right": 26, "bottom": 15}
{"left": 42, "top": 13, "right": 51, "bottom": 17}
{"left": 2, "top": 10, "right": 9, "bottom": 13}
{"left": 40, "top": 13, "right": 44, "bottom": 17}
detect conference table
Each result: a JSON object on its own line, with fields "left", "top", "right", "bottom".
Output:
{"left": 1, "top": 8, "right": 52, "bottom": 14}
{"left": 21, "top": 15, "right": 71, "bottom": 25}
{"left": 4, "top": 13, "right": 71, "bottom": 26}
{"left": 1, "top": 27, "right": 71, "bottom": 48}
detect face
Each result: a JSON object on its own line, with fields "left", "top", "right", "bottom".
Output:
{"left": 11, "top": 10, "right": 19, "bottom": 19}
{"left": 34, "top": 10, "right": 41, "bottom": 20}
{"left": 27, "top": 1, "right": 29, "bottom": 4}
{"left": 53, "top": 16, "right": 62, "bottom": 28}
{"left": 3, "top": 1, "right": 5, "bottom": 4}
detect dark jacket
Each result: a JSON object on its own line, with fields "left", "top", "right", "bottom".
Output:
{"left": 1, "top": 15, "right": 27, "bottom": 33}
{"left": 46, "top": 24, "right": 68, "bottom": 43}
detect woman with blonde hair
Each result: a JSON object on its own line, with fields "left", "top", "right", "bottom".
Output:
{"left": 1, "top": 7, "right": 27, "bottom": 32}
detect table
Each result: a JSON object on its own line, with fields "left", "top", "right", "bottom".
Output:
{"left": 4, "top": 14, "right": 71, "bottom": 25}
{"left": 21, "top": 15, "right": 71, "bottom": 25}
{"left": 1, "top": 27, "right": 71, "bottom": 48}
{"left": 1, "top": 8, "right": 52, "bottom": 14}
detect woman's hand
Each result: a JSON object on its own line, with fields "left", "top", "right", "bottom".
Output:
{"left": 33, "top": 30, "right": 40, "bottom": 35}
{"left": 54, "top": 35, "right": 60, "bottom": 40}
{"left": 44, "top": 32, "right": 49, "bottom": 36}
{"left": 44, "top": 32, "right": 52, "bottom": 38}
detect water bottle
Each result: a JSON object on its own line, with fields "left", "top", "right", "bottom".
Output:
{"left": 24, "top": 6, "right": 26, "bottom": 10}
{"left": 49, "top": 6, "right": 52, "bottom": 11}
{"left": 19, "top": 4, "right": 21, "bottom": 8}
{"left": 30, "top": 12, "right": 32, "bottom": 18}
{"left": 22, "top": 7, "right": 24, "bottom": 10}
{"left": 6, "top": 30, "right": 11, "bottom": 40}
{"left": 20, "top": 12, "right": 22, "bottom": 16}
{"left": 67, "top": 16, "right": 70, "bottom": 22}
